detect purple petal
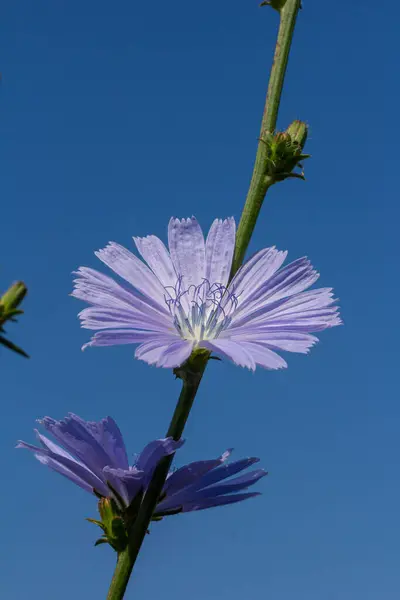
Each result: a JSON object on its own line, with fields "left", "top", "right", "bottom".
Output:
{"left": 239, "top": 342, "right": 288, "bottom": 369}
{"left": 225, "top": 330, "right": 319, "bottom": 354}
{"left": 78, "top": 306, "right": 172, "bottom": 333}
{"left": 72, "top": 267, "right": 169, "bottom": 318}
{"left": 168, "top": 217, "right": 206, "bottom": 287}
{"left": 34, "top": 454, "right": 95, "bottom": 494}
{"left": 135, "top": 336, "right": 187, "bottom": 366}
{"left": 205, "top": 218, "right": 235, "bottom": 288}
{"left": 190, "top": 469, "right": 267, "bottom": 499}
{"left": 231, "top": 288, "right": 342, "bottom": 334}
{"left": 136, "top": 438, "right": 184, "bottom": 485}
{"left": 95, "top": 242, "right": 166, "bottom": 307}
{"left": 156, "top": 340, "right": 194, "bottom": 368}
{"left": 133, "top": 235, "right": 177, "bottom": 288}
{"left": 163, "top": 450, "right": 233, "bottom": 496}
{"left": 186, "top": 458, "right": 260, "bottom": 491}
{"left": 35, "top": 431, "right": 83, "bottom": 463}
{"left": 261, "top": 288, "right": 338, "bottom": 319}
{"left": 232, "top": 258, "right": 319, "bottom": 325}
{"left": 93, "top": 416, "right": 129, "bottom": 470}
{"left": 158, "top": 458, "right": 260, "bottom": 511}
{"left": 40, "top": 414, "right": 129, "bottom": 475}
{"left": 134, "top": 340, "right": 170, "bottom": 365}
{"left": 102, "top": 466, "right": 144, "bottom": 506}
{"left": 82, "top": 329, "right": 175, "bottom": 350}
{"left": 178, "top": 492, "right": 261, "bottom": 513}
{"left": 16, "top": 438, "right": 109, "bottom": 496}
{"left": 228, "top": 247, "right": 287, "bottom": 306}
{"left": 200, "top": 339, "right": 256, "bottom": 370}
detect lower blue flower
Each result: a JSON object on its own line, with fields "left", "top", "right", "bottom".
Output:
{"left": 17, "top": 413, "right": 267, "bottom": 518}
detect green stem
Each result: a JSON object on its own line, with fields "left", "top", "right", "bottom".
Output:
{"left": 106, "top": 2, "right": 301, "bottom": 598}
{"left": 230, "top": 0, "right": 301, "bottom": 276}
{"left": 106, "top": 359, "right": 208, "bottom": 600}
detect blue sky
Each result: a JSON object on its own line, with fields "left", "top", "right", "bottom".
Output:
{"left": 1, "top": 1, "right": 398, "bottom": 598}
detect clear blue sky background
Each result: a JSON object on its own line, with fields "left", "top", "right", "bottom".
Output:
{"left": 1, "top": 1, "right": 398, "bottom": 598}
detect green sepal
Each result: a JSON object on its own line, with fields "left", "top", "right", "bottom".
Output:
{"left": 110, "top": 516, "right": 127, "bottom": 544}
{"left": 260, "top": 0, "right": 283, "bottom": 10}
{"left": 94, "top": 537, "right": 109, "bottom": 547}
{"left": 86, "top": 518, "right": 106, "bottom": 533}
{"left": 260, "top": 0, "right": 301, "bottom": 11}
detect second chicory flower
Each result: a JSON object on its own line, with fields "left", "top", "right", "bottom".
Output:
{"left": 18, "top": 413, "right": 267, "bottom": 549}
{"left": 72, "top": 216, "right": 341, "bottom": 370}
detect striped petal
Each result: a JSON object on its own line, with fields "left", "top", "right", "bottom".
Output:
{"left": 133, "top": 235, "right": 177, "bottom": 288}
{"left": 168, "top": 217, "right": 206, "bottom": 287}
{"left": 205, "top": 218, "right": 235, "bottom": 288}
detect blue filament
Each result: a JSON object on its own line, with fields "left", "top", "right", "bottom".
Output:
{"left": 164, "top": 277, "right": 238, "bottom": 341}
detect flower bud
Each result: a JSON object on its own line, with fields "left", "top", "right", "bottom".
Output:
{"left": 0, "top": 281, "right": 27, "bottom": 318}
{"left": 88, "top": 497, "right": 129, "bottom": 552}
{"left": 285, "top": 119, "right": 308, "bottom": 149}
{"left": 260, "top": 120, "right": 309, "bottom": 182}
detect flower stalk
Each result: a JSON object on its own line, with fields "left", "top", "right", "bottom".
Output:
{"left": 106, "top": 354, "right": 208, "bottom": 600}
{"left": 106, "top": 1, "right": 302, "bottom": 597}
{"left": 231, "top": 0, "right": 302, "bottom": 276}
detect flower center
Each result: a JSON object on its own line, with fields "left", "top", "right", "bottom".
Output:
{"left": 163, "top": 277, "right": 238, "bottom": 342}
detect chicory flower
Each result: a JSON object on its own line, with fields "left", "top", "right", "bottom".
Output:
{"left": 72, "top": 217, "right": 341, "bottom": 369}
{"left": 17, "top": 413, "right": 267, "bottom": 516}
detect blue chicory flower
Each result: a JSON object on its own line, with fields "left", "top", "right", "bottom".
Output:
{"left": 17, "top": 413, "right": 267, "bottom": 515}
{"left": 72, "top": 217, "right": 341, "bottom": 370}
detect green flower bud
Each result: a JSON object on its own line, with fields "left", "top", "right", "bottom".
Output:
{"left": 285, "top": 119, "right": 308, "bottom": 149}
{"left": 260, "top": 120, "right": 310, "bottom": 183}
{"left": 88, "top": 497, "right": 129, "bottom": 552}
{"left": 0, "top": 281, "right": 27, "bottom": 317}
